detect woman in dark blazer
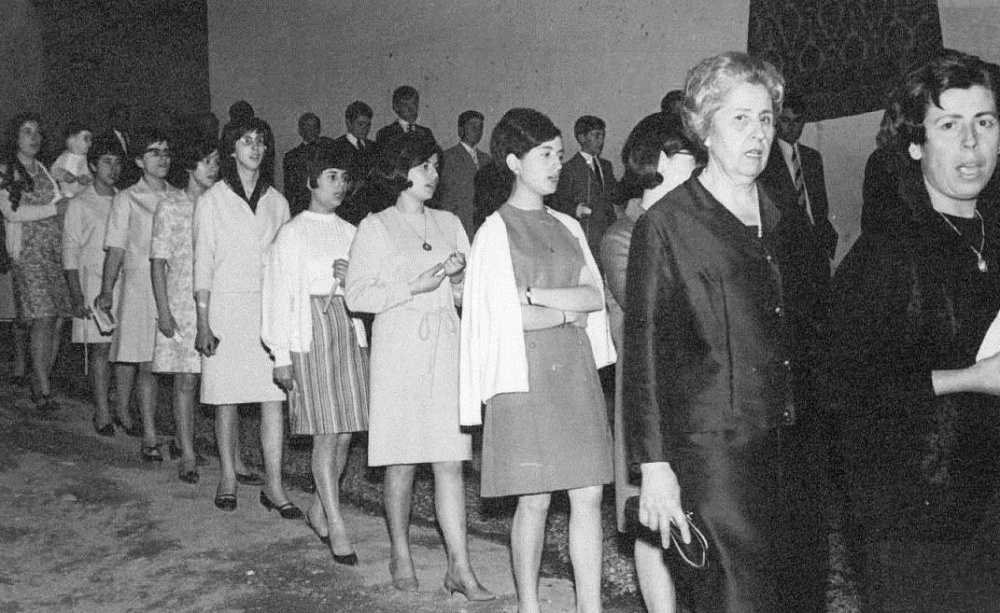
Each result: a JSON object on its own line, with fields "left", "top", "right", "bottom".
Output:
{"left": 621, "top": 52, "right": 827, "bottom": 613}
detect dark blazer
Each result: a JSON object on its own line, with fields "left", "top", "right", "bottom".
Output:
{"left": 758, "top": 140, "right": 838, "bottom": 262}
{"left": 622, "top": 176, "right": 798, "bottom": 466}
{"left": 552, "top": 152, "right": 617, "bottom": 252}
{"left": 374, "top": 121, "right": 436, "bottom": 150}
{"left": 438, "top": 143, "right": 490, "bottom": 240}
{"left": 330, "top": 134, "right": 375, "bottom": 152}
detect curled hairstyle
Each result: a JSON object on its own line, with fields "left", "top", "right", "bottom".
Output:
{"left": 0, "top": 112, "right": 45, "bottom": 212}
{"left": 622, "top": 112, "right": 704, "bottom": 192}
{"left": 87, "top": 133, "right": 126, "bottom": 168}
{"left": 131, "top": 126, "right": 171, "bottom": 161}
{"left": 174, "top": 133, "right": 219, "bottom": 174}
{"left": 219, "top": 116, "right": 273, "bottom": 184}
{"left": 489, "top": 108, "right": 561, "bottom": 183}
{"left": 306, "top": 142, "right": 355, "bottom": 189}
{"left": 895, "top": 49, "right": 998, "bottom": 148}
{"left": 371, "top": 131, "right": 440, "bottom": 197}
{"left": 682, "top": 51, "right": 785, "bottom": 145}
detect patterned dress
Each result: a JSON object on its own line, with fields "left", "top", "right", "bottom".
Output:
{"left": 12, "top": 166, "right": 72, "bottom": 320}
{"left": 150, "top": 190, "right": 199, "bottom": 373}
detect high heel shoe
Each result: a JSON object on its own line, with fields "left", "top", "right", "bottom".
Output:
{"left": 259, "top": 491, "right": 303, "bottom": 519}
{"left": 93, "top": 420, "right": 115, "bottom": 438}
{"left": 304, "top": 515, "right": 331, "bottom": 546}
{"left": 141, "top": 444, "right": 163, "bottom": 463}
{"left": 443, "top": 573, "right": 495, "bottom": 602}
{"left": 332, "top": 551, "right": 358, "bottom": 566}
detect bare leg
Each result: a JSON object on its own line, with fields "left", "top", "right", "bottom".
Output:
{"left": 89, "top": 344, "right": 112, "bottom": 426}
{"left": 260, "top": 400, "right": 290, "bottom": 504}
{"left": 512, "top": 492, "right": 552, "bottom": 613}
{"left": 173, "top": 373, "right": 199, "bottom": 468}
{"left": 384, "top": 463, "right": 418, "bottom": 587}
{"left": 568, "top": 485, "right": 604, "bottom": 613}
{"left": 432, "top": 461, "right": 491, "bottom": 597}
{"left": 12, "top": 321, "right": 28, "bottom": 378}
{"left": 29, "top": 317, "right": 57, "bottom": 397}
{"left": 114, "top": 362, "right": 136, "bottom": 429}
{"left": 634, "top": 537, "right": 677, "bottom": 613}
{"left": 135, "top": 361, "right": 158, "bottom": 448}
{"left": 44, "top": 317, "right": 64, "bottom": 379}
{"left": 312, "top": 433, "right": 355, "bottom": 555}
{"left": 214, "top": 404, "right": 238, "bottom": 496}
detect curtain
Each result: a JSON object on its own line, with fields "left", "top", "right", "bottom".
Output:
{"left": 748, "top": 0, "right": 943, "bottom": 121}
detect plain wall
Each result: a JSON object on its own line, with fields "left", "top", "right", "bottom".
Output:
{"left": 0, "top": 0, "right": 47, "bottom": 147}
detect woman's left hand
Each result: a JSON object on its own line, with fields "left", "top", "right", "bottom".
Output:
{"left": 333, "top": 258, "right": 349, "bottom": 286}
{"left": 443, "top": 252, "right": 466, "bottom": 278}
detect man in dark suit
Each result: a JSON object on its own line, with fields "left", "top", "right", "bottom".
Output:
{"left": 374, "top": 85, "right": 435, "bottom": 150}
{"left": 282, "top": 112, "right": 328, "bottom": 216}
{"left": 437, "top": 110, "right": 490, "bottom": 239}
{"left": 332, "top": 101, "right": 378, "bottom": 226}
{"left": 759, "top": 100, "right": 838, "bottom": 268}
{"left": 552, "top": 115, "right": 617, "bottom": 259}
{"left": 331, "top": 100, "right": 376, "bottom": 154}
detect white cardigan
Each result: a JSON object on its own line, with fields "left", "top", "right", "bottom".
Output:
{"left": 459, "top": 206, "right": 616, "bottom": 426}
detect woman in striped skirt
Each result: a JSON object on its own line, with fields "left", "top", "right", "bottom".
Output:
{"left": 262, "top": 143, "right": 369, "bottom": 564}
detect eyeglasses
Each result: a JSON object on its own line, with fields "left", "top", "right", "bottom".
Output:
{"left": 237, "top": 135, "right": 267, "bottom": 149}
{"left": 144, "top": 148, "right": 172, "bottom": 159}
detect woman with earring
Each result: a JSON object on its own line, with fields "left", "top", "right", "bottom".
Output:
{"left": 345, "top": 132, "right": 492, "bottom": 600}
{"left": 263, "top": 144, "right": 369, "bottom": 564}
{"left": 460, "top": 108, "right": 616, "bottom": 613}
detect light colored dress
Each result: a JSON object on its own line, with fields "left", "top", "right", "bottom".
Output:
{"left": 193, "top": 179, "right": 288, "bottom": 404}
{"left": 150, "top": 190, "right": 199, "bottom": 373}
{"left": 105, "top": 178, "right": 181, "bottom": 363}
{"left": 63, "top": 185, "right": 118, "bottom": 343}
{"left": 50, "top": 151, "right": 91, "bottom": 199}
{"left": 345, "top": 206, "right": 471, "bottom": 466}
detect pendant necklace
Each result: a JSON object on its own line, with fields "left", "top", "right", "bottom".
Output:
{"left": 937, "top": 209, "right": 988, "bottom": 273}
{"left": 401, "top": 207, "right": 432, "bottom": 251}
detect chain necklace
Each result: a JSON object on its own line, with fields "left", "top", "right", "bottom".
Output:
{"left": 937, "top": 209, "right": 988, "bottom": 273}
{"left": 398, "top": 206, "right": 433, "bottom": 251}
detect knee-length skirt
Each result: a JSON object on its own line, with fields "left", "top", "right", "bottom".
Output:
{"left": 200, "top": 291, "right": 284, "bottom": 405}
{"left": 481, "top": 324, "right": 613, "bottom": 497}
{"left": 289, "top": 296, "right": 369, "bottom": 435}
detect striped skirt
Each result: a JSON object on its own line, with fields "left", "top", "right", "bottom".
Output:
{"left": 289, "top": 295, "right": 370, "bottom": 435}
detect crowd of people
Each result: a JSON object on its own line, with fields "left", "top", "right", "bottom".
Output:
{"left": 1, "top": 47, "right": 999, "bottom": 613}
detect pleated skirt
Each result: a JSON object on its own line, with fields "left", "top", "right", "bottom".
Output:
{"left": 289, "top": 296, "right": 369, "bottom": 435}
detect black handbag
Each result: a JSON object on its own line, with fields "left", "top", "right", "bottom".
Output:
{"left": 624, "top": 495, "right": 710, "bottom": 570}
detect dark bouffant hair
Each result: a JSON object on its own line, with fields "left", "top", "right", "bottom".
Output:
{"left": 0, "top": 112, "right": 44, "bottom": 211}
{"left": 621, "top": 112, "right": 704, "bottom": 192}
{"left": 371, "top": 131, "right": 440, "bottom": 197}
{"left": 219, "top": 116, "right": 272, "bottom": 184}
{"left": 896, "top": 49, "right": 998, "bottom": 148}
{"left": 306, "top": 142, "right": 355, "bottom": 189}
{"left": 131, "top": 126, "right": 171, "bottom": 161}
{"left": 87, "top": 132, "right": 126, "bottom": 168}
{"left": 489, "top": 108, "right": 561, "bottom": 179}
{"left": 174, "top": 133, "right": 219, "bottom": 174}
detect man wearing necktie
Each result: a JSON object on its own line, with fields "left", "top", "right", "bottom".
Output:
{"left": 553, "top": 115, "right": 618, "bottom": 264}
{"left": 374, "top": 86, "right": 436, "bottom": 151}
{"left": 436, "top": 110, "right": 491, "bottom": 239}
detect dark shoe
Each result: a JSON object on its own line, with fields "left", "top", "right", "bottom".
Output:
{"left": 93, "top": 421, "right": 115, "bottom": 438}
{"left": 259, "top": 491, "right": 303, "bottom": 519}
{"left": 305, "top": 515, "right": 331, "bottom": 546}
{"left": 214, "top": 494, "right": 237, "bottom": 512}
{"left": 333, "top": 551, "right": 358, "bottom": 566}
{"left": 141, "top": 444, "right": 163, "bottom": 463}
{"left": 443, "top": 573, "right": 495, "bottom": 602}
{"left": 236, "top": 472, "right": 265, "bottom": 486}
{"left": 178, "top": 464, "right": 199, "bottom": 484}
{"left": 113, "top": 415, "right": 142, "bottom": 438}
{"left": 168, "top": 440, "right": 209, "bottom": 466}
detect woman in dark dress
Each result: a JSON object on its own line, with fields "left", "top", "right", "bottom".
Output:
{"left": 460, "top": 108, "right": 615, "bottom": 613}
{"left": 621, "top": 52, "right": 827, "bottom": 613}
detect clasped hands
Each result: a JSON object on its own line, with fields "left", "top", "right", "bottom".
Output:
{"left": 409, "top": 252, "right": 466, "bottom": 295}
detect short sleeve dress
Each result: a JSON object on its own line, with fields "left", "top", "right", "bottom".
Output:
{"left": 345, "top": 206, "right": 471, "bottom": 466}
{"left": 480, "top": 203, "right": 613, "bottom": 497}
{"left": 150, "top": 190, "right": 199, "bottom": 374}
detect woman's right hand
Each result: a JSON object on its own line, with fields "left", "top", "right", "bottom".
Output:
{"left": 93, "top": 292, "right": 113, "bottom": 318}
{"left": 639, "top": 462, "right": 690, "bottom": 549}
{"left": 195, "top": 322, "right": 219, "bottom": 357}
{"left": 409, "top": 262, "right": 446, "bottom": 295}
{"left": 157, "top": 311, "right": 179, "bottom": 338}
{"left": 273, "top": 365, "right": 294, "bottom": 392}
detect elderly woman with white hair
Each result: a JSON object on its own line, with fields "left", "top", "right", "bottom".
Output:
{"left": 621, "top": 52, "right": 828, "bottom": 613}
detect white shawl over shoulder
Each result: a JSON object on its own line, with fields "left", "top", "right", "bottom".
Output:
{"left": 459, "top": 207, "right": 615, "bottom": 426}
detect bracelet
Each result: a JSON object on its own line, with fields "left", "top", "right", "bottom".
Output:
{"left": 525, "top": 286, "right": 533, "bottom": 305}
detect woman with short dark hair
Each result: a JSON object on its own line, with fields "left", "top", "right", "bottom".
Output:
{"left": 345, "top": 132, "right": 491, "bottom": 599}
